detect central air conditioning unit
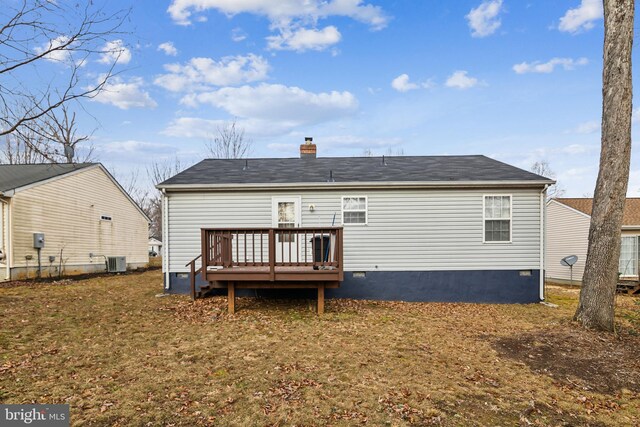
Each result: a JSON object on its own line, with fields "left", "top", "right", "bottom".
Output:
{"left": 106, "top": 256, "right": 127, "bottom": 273}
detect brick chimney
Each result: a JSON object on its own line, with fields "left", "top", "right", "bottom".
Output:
{"left": 300, "top": 137, "right": 317, "bottom": 158}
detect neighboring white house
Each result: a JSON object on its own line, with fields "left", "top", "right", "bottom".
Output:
{"left": 0, "top": 163, "right": 150, "bottom": 280}
{"left": 157, "top": 140, "right": 554, "bottom": 303}
{"left": 546, "top": 198, "right": 640, "bottom": 284}
{"left": 149, "top": 238, "right": 162, "bottom": 255}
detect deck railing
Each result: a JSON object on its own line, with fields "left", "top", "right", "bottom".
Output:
{"left": 200, "top": 227, "right": 343, "bottom": 278}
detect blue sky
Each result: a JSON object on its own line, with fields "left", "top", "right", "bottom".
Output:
{"left": 38, "top": 0, "right": 639, "bottom": 196}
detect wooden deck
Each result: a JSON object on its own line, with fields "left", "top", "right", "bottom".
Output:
{"left": 617, "top": 280, "right": 640, "bottom": 295}
{"left": 186, "top": 227, "right": 344, "bottom": 314}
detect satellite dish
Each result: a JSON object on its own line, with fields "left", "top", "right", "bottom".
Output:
{"left": 561, "top": 255, "right": 578, "bottom": 267}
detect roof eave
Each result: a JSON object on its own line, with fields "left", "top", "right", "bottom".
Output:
{"left": 157, "top": 179, "right": 554, "bottom": 191}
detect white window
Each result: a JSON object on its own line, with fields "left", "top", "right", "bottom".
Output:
{"left": 342, "top": 196, "right": 367, "bottom": 225}
{"left": 619, "top": 236, "right": 638, "bottom": 277}
{"left": 483, "top": 195, "right": 511, "bottom": 243}
{"left": 277, "top": 201, "right": 296, "bottom": 243}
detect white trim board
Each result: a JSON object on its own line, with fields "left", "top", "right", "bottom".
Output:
{"left": 159, "top": 180, "right": 553, "bottom": 192}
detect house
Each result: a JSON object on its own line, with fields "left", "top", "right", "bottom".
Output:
{"left": 0, "top": 163, "right": 150, "bottom": 280}
{"left": 157, "top": 139, "right": 554, "bottom": 312}
{"left": 546, "top": 198, "right": 640, "bottom": 285}
{"left": 149, "top": 238, "right": 162, "bottom": 256}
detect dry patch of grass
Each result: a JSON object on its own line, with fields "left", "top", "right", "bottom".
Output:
{"left": 1, "top": 272, "right": 639, "bottom": 426}
{"left": 495, "top": 327, "right": 640, "bottom": 394}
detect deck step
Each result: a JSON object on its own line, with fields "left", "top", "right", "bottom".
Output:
{"left": 617, "top": 282, "right": 640, "bottom": 295}
{"left": 196, "top": 283, "right": 216, "bottom": 298}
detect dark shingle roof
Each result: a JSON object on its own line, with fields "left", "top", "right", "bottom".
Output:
{"left": 555, "top": 198, "right": 640, "bottom": 227}
{"left": 159, "top": 155, "right": 552, "bottom": 187}
{"left": 0, "top": 163, "right": 94, "bottom": 193}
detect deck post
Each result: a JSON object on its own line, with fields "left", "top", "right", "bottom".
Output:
{"left": 337, "top": 228, "right": 344, "bottom": 281}
{"left": 317, "top": 284, "right": 324, "bottom": 315}
{"left": 228, "top": 282, "right": 235, "bottom": 314}
{"left": 201, "top": 229, "right": 207, "bottom": 281}
{"left": 268, "top": 229, "right": 275, "bottom": 281}
{"left": 190, "top": 259, "right": 196, "bottom": 301}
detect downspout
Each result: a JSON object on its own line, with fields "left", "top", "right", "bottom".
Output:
{"left": 162, "top": 189, "right": 170, "bottom": 290}
{"left": 539, "top": 184, "right": 549, "bottom": 301}
{"left": 0, "top": 197, "right": 11, "bottom": 281}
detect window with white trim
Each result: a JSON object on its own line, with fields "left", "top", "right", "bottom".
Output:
{"left": 342, "top": 196, "right": 367, "bottom": 225}
{"left": 484, "top": 195, "right": 511, "bottom": 242}
{"left": 619, "top": 236, "right": 638, "bottom": 277}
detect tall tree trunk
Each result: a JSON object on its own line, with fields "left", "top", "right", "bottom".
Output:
{"left": 575, "top": 0, "right": 634, "bottom": 332}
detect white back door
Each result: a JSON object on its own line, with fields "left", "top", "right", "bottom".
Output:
{"left": 272, "top": 197, "right": 302, "bottom": 263}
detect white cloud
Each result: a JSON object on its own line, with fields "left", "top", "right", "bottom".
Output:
{"left": 559, "top": 0, "right": 603, "bottom": 33}
{"left": 391, "top": 74, "right": 418, "bottom": 92}
{"left": 101, "top": 140, "right": 175, "bottom": 155}
{"left": 267, "top": 26, "right": 341, "bottom": 52}
{"left": 163, "top": 116, "right": 301, "bottom": 138}
{"left": 513, "top": 57, "right": 588, "bottom": 74}
{"left": 390, "top": 74, "right": 433, "bottom": 92}
{"left": 162, "top": 117, "right": 227, "bottom": 139}
{"left": 34, "top": 36, "right": 78, "bottom": 64}
{"left": 320, "top": 135, "right": 402, "bottom": 150}
{"left": 633, "top": 108, "right": 640, "bottom": 123}
{"left": 568, "top": 120, "right": 599, "bottom": 135}
{"left": 165, "top": 84, "right": 358, "bottom": 137}
{"left": 562, "top": 143, "right": 596, "bottom": 155}
{"left": 181, "top": 83, "right": 358, "bottom": 126}
{"left": 266, "top": 143, "right": 299, "bottom": 154}
{"left": 167, "top": 0, "right": 389, "bottom": 29}
{"left": 466, "top": 0, "right": 503, "bottom": 38}
{"left": 98, "top": 40, "right": 131, "bottom": 65}
{"left": 91, "top": 77, "right": 157, "bottom": 110}
{"left": 231, "top": 27, "right": 247, "bottom": 42}
{"left": 445, "top": 70, "right": 479, "bottom": 89}
{"left": 154, "top": 54, "right": 269, "bottom": 92}
{"left": 158, "top": 42, "right": 178, "bottom": 56}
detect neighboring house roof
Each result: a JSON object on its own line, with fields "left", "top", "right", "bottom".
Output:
{"left": 158, "top": 155, "right": 553, "bottom": 188}
{"left": 554, "top": 198, "right": 640, "bottom": 227}
{"left": 0, "top": 163, "right": 93, "bottom": 193}
{"left": 0, "top": 163, "right": 151, "bottom": 223}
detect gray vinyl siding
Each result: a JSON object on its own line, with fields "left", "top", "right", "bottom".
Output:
{"left": 166, "top": 188, "right": 542, "bottom": 273}
{"left": 545, "top": 200, "right": 590, "bottom": 283}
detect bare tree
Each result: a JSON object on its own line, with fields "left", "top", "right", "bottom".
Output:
{"left": 145, "top": 159, "right": 183, "bottom": 239}
{"left": 530, "top": 160, "right": 565, "bottom": 198}
{"left": 575, "top": 0, "right": 634, "bottom": 332}
{"left": 205, "top": 120, "right": 252, "bottom": 159}
{"left": 1, "top": 128, "right": 51, "bottom": 164}
{"left": 386, "top": 147, "right": 405, "bottom": 156}
{"left": 0, "top": 0, "right": 129, "bottom": 137}
{"left": 362, "top": 147, "right": 405, "bottom": 157}
{"left": 116, "top": 167, "right": 148, "bottom": 208}
{"left": 37, "top": 104, "right": 95, "bottom": 163}
{"left": 1, "top": 104, "right": 96, "bottom": 164}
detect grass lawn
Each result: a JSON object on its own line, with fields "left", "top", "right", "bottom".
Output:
{"left": 1, "top": 271, "right": 639, "bottom": 426}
